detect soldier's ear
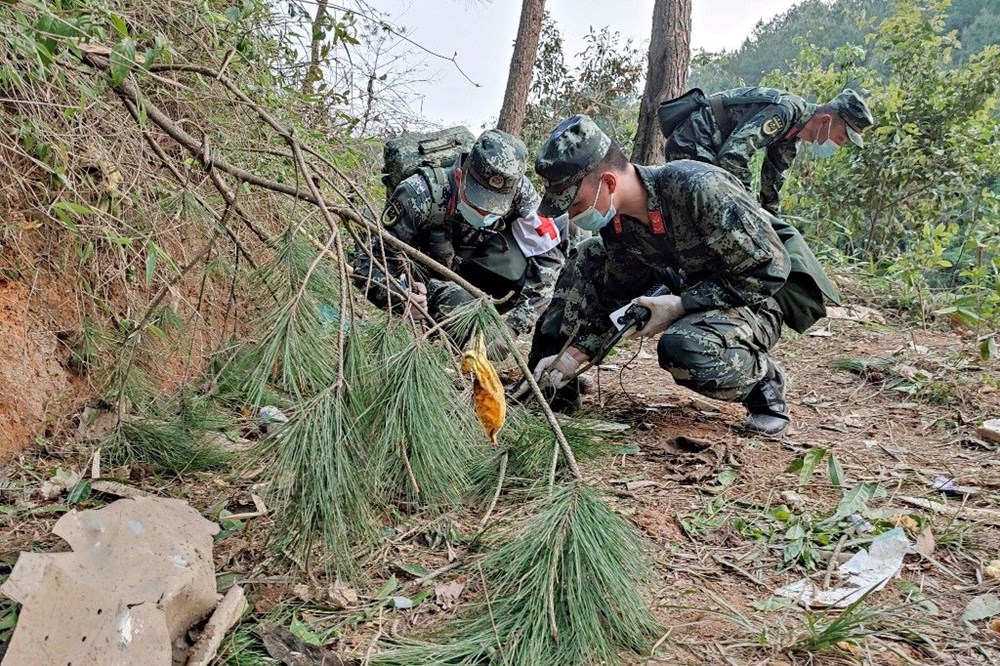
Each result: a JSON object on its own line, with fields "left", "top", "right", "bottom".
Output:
{"left": 601, "top": 171, "right": 618, "bottom": 195}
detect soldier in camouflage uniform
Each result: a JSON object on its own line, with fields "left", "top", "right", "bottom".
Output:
{"left": 528, "top": 115, "right": 801, "bottom": 436}
{"left": 661, "top": 87, "right": 873, "bottom": 215}
{"left": 354, "top": 129, "right": 565, "bottom": 347}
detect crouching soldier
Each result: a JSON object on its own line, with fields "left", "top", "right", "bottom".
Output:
{"left": 354, "top": 129, "right": 565, "bottom": 353}
{"left": 526, "top": 116, "right": 838, "bottom": 437}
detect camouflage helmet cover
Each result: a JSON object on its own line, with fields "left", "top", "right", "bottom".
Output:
{"left": 534, "top": 115, "right": 613, "bottom": 217}
{"left": 462, "top": 128, "right": 528, "bottom": 215}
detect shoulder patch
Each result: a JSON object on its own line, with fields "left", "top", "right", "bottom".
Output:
{"left": 762, "top": 114, "right": 784, "bottom": 137}
{"left": 382, "top": 198, "right": 403, "bottom": 227}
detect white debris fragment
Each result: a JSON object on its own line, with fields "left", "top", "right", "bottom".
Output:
{"left": 776, "top": 527, "right": 910, "bottom": 608}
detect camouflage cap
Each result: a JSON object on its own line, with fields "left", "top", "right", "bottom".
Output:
{"left": 829, "top": 88, "right": 873, "bottom": 147}
{"left": 535, "top": 115, "right": 612, "bottom": 217}
{"left": 462, "top": 129, "right": 528, "bottom": 216}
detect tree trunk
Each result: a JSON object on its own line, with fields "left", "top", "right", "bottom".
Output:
{"left": 302, "top": 0, "right": 329, "bottom": 96}
{"left": 631, "top": 0, "right": 692, "bottom": 165}
{"left": 497, "top": 0, "right": 546, "bottom": 136}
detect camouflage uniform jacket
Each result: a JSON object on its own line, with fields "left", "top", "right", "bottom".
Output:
{"left": 571, "top": 160, "right": 791, "bottom": 357}
{"left": 354, "top": 163, "right": 565, "bottom": 335}
{"left": 667, "top": 87, "right": 815, "bottom": 215}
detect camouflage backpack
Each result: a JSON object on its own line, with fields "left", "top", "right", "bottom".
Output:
{"left": 381, "top": 127, "right": 476, "bottom": 199}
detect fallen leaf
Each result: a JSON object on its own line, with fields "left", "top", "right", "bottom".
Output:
{"left": 390, "top": 595, "right": 413, "bottom": 609}
{"left": 434, "top": 580, "right": 465, "bottom": 608}
{"left": 962, "top": 594, "right": 1000, "bottom": 623}
{"left": 985, "top": 560, "right": 1000, "bottom": 581}
{"left": 396, "top": 562, "right": 430, "bottom": 578}
{"left": 327, "top": 582, "right": 358, "bottom": 609}
{"left": 292, "top": 583, "right": 313, "bottom": 603}
{"left": 650, "top": 436, "right": 727, "bottom": 484}
{"left": 749, "top": 596, "right": 794, "bottom": 612}
{"left": 915, "top": 525, "right": 935, "bottom": 557}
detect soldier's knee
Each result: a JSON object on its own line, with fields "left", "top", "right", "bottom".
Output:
{"left": 656, "top": 328, "right": 714, "bottom": 372}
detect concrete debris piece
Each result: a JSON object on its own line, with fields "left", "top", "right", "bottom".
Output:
{"left": 775, "top": 527, "right": 909, "bottom": 608}
{"left": 1, "top": 497, "right": 221, "bottom": 665}
{"left": 976, "top": 418, "right": 1000, "bottom": 445}
{"left": 185, "top": 585, "right": 247, "bottom": 666}
{"left": 258, "top": 406, "right": 289, "bottom": 433}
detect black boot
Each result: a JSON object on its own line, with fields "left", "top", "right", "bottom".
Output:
{"left": 743, "top": 359, "right": 790, "bottom": 437}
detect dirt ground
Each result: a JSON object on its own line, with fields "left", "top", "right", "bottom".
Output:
{"left": 585, "top": 313, "right": 1000, "bottom": 664}
{"left": 0, "top": 278, "right": 86, "bottom": 458}
{"left": 1, "top": 307, "right": 998, "bottom": 665}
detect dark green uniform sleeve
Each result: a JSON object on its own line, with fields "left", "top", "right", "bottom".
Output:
{"left": 760, "top": 140, "right": 798, "bottom": 216}
{"left": 717, "top": 104, "right": 794, "bottom": 190}
{"left": 571, "top": 236, "right": 656, "bottom": 358}
{"left": 676, "top": 169, "right": 791, "bottom": 313}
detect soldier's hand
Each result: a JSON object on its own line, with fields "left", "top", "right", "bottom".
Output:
{"left": 404, "top": 281, "right": 428, "bottom": 321}
{"left": 533, "top": 348, "right": 587, "bottom": 390}
{"left": 630, "top": 294, "right": 686, "bottom": 338}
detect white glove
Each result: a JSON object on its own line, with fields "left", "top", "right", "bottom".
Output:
{"left": 630, "top": 294, "right": 686, "bottom": 338}
{"left": 532, "top": 352, "right": 581, "bottom": 390}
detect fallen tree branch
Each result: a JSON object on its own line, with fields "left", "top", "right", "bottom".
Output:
{"left": 83, "top": 53, "right": 581, "bottom": 480}
{"left": 898, "top": 495, "right": 1000, "bottom": 526}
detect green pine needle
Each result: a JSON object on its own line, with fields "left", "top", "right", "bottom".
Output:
{"left": 471, "top": 407, "right": 614, "bottom": 497}
{"left": 233, "top": 229, "right": 345, "bottom": 404}
{"left": 106, "top": 389, "right": 232, "bottom": 473}
{"left": 374, "top": 483, "right": 663, "bottom": 665}
{"left": 238, "top": 295, "right": 340, "bottom": 403}
{"left": 258, "top": 326, "right": 382, "bottom": 574}
{"left": 367, "top": 330, "right": 484, "bottom": 508}
{"left": 438, "top": 297, "right": 506, "bottom": 349}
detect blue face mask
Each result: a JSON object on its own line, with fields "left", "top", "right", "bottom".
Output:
{"left": 569, "top": 180, "right": 616, "bottom": 232}
{"left": 457, "top": 198, "right": 501, "bottom": 229}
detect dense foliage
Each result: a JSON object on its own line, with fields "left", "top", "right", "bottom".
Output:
{"left": 766, "top": 1, "right": 1000, "bottom": 331}
{"left": 521, "top": 12, "right": 645, "bottom": 157}
{"left": 689, "top": 0, "right": 1000, "bottom": 90}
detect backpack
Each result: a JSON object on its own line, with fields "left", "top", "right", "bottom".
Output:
{"left": 657, "top": 88, "right": 706, "bottom": 138}
{"left": 381, "top": 127, "right": 476, "bottom": 194}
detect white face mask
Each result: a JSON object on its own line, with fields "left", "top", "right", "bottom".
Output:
{"left": 456, "top": 170, "right": 501, "bottom": 228}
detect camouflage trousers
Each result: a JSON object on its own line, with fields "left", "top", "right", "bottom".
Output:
{"left": 528, "top": 238, "right": 784, "bottom": 403}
